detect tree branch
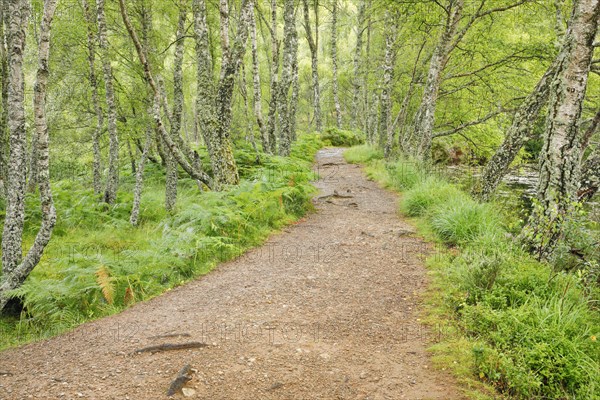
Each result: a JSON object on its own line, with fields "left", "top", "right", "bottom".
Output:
{"left": 432, "top": 108, "right": 511, "bottom": 138}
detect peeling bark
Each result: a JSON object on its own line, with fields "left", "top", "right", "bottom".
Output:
{"left": 82, "top": 0, "right": 103, "bottom": 195}
{"left": 250, "top": 2, "right": 267, "bottom": 152}
{"left": 277, "top": 0, "right": 297, "bottom": 156}
{"left": 302, "top": 0, "right": 322, "bottom": 132}
{"left": 211, "top": 0, "right": 254, "bottom": 185}
{"left": 219, "top": 0, "right": 230, "bottom": 80}
{"left": 351, "top": 0, "right": 365, "bottom": 131}
{"left": 521, "top": 0, "right": 600, "bottom": 259}
{"left": 265, "top": 0, "right": 279, "bottom": 154}
{"left": 289, "top": 36, "right": 300, "bottom": 143}
{"left": 130, "top": 125, "right": 152, "bottom": 226}
{"left": 363, "top": 5, "right": 372, "bottom": 135}
{"left": 1, "top": 0, "right": 58, "bottom": 312}
{"left": 0, "top": 0, "right": 7, "bottom": 196}
{"left": 97, "top": 0, "right": 119, "bottom": 204}
{"left": 382, "top": 13, "right": 398, "bottom": 158}
{"left": 1, "top": 0, "right": 29, "bottom": 279}
{"left": 193, "top": 0, "right": 251, "bottom": 187}
{"left": 166, "top": 6, "right": 189, "bottom": 212}
{"left": 331, "top": 0, "right": 341, "bottom": 128}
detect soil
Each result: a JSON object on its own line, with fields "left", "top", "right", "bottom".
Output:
{"left": 0, "top": 148, "right": 466, "bottom": 399}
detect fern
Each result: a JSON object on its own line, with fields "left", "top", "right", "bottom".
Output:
{"left": 95, "top": 266, "right": 115, "bottom": 305}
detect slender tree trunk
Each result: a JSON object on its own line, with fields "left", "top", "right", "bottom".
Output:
{"left": 265, "top": 0, "right": 279, "bottom": 154}
{"left": 554, "top": 0, "right": 567, "bottom": 48}
{"left": 331, "top": 0, "right": 341, "bottom": 128}
{"left": 1, "top": 0, "right": 29, "bottom": 279}
{"left": 219, "top": 0, "right": 230, "bottom": 80}
{"left": 166, "top": 5, "right": 188, "bottom": 212}
{"left": 126, "top": 139, "right": 136, "bottom": 173}
{"left": 130, "top": 125, "right": 152, "bottom": 226}
{"left": 476, "top": 62, "right": 557, "bottom": 201}
{"left": 351, "top": 0, "right": 365, "bottom": 131}
{"left": 97, "top": 0, "right": 119, "bottom": 204}
{"left": 367, "top": 91, "right": 378, "bottom": 145}
{"left": 82, "top": 0, "right": 103, "bottom": 195}
{"left": 193, "top": 0, "right": 216, "bottom": 156}
{"left": 210, "top": 0, "right": 254, "bottom": 186}
{"left": 521, "top": 0, "right": 600, "bottom": 259}
{"left": 382, "top": 13, "right": 398, "bottom": 158}
{"left": 0, "top": 0, "right": 8, "bottom": 197}
{"left": 397, "top": 40, "right": 426, "bottom": 152}
{"left": 250, "top": 2, "right": 267, "bottom": 152}
{"left": 363, "top": 6, "right": 371, "bottom": 135}
{"left": 414, "top": 0, "right": 463, "bottom": 160}
{"left": 289, "top": 38, "right": 300, "bottom": 143}
{"left": 302, "top": 0, "right": 322, "bottom": 132}
{"left": 277, "top": 0, "right": 297, "bottom": 156}
{"left": 27, "top": 126, "right": 39, "bottom": 192}
{"left": 240, "top": 63, "right": 259, "bottom": 158}
{"left": 193, "top": 0, "right": 248, "bottom": 187}
{"left": 1, "top": 0, "right": 58, "bottom": 312}
{"left": 579, "top": 144, "right": 600, "bottom": 201}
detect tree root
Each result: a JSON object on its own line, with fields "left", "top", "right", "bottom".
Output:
{"left": 134, "top": 342, "right": 208, "bottom": 354}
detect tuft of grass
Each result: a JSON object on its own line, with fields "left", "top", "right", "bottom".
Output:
{"left": 344, "top": 144, "right": 383, "bottom": 163}
{"left": 429, "top": 199, "right": 500, "bottom": 245}
{"left": 400, "top": 177, "right": 466, "bottom": 217}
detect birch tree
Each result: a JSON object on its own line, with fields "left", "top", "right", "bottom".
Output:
{"left": 82, "top": 0, "right": 103, "bottom": 195}
{"left": 0, "top": 0, "right": 8, "bottom": 197}
{"left": 302, "top": 0, "right": 322, "bottom": 132}
{"left": 351, "top": 0, "right": 366, "bottom": 130}
{"left": 331, "top": 0, "right": 341, "bottom": 128}
{"left": 249, "top": 2, "right": 268, "bottom": 152}
{"left": 521, "top": 0, "right": 600, "bottom": 259}
{"left": 265, "top": 0, "right": 279, "bottom": 154}
{"left": 381, "top": 12, "right": 398, "bottom": 158}
{"left": 1, "top": 0, "right": 58, "bottom": 312}
{"left": 165, "top": 5, "right": 188, "bottom": 211}
{"left": 277, "top": 0, "right": 298, "bottom": 156}
{"left": 193, "top": 0, "right": 253, "bottom": 186}
{"left": 97, "top": 0, "right": 120, "bottom": 204}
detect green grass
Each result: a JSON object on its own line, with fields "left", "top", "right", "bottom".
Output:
{"left": 345, "top": 146, "right": 600, "bottom": 400}
{"left": 343, "top": 144, "right": 383, "bottom": 163}
{"left": 0, "top": 134, "right": 324, "bottom": 350}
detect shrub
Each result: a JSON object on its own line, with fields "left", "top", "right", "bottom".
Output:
{"left": 321, "top": 127, "right": 364, "bottom": 147}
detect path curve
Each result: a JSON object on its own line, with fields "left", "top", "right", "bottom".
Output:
{"left": 0, "top": 148, "right": 464, "bottom": 399}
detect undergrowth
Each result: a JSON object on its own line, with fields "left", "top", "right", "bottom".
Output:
{"left": 0, "top": 134, "right": 323, "bottom": 349}
{"left": 344, "top": 145, "right": 600, "bottom": 400}
{"left": 320, "top": 127, "right": 365, "bottom": 147}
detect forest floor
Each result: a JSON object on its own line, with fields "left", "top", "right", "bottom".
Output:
{"left": 0, "top": 148, "right": 465, "bottom": 399}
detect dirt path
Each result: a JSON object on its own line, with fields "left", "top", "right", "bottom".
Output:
{"left": 0, "top": 148, "right": 465, "bottom": 399}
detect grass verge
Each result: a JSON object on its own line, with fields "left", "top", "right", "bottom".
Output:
{"left": 345, "top": 145, "right": 600, "bottom": 400}
{"left": 0, "top": 134, "right": 323, "bottom": 350}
